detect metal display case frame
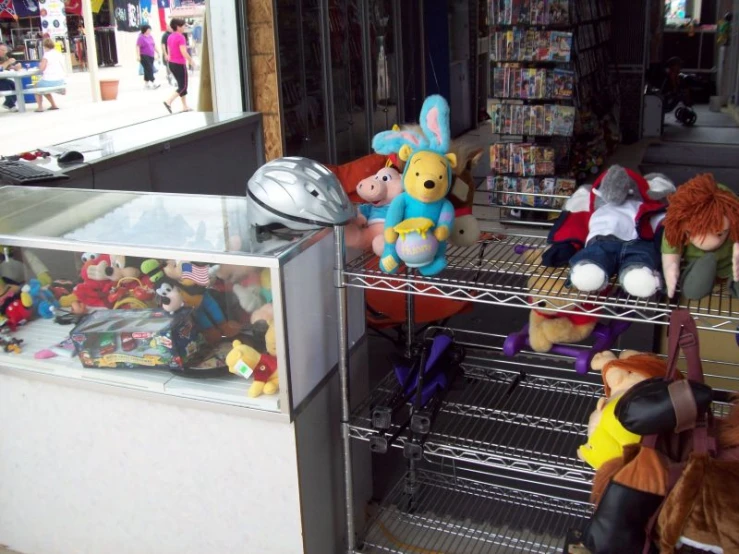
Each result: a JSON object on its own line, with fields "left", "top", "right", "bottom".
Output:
{"left": 0, "top": 185, "right": 355, "bottom": 420}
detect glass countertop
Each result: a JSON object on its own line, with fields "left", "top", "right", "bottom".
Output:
{"left": 0, "top": 186, "right": 317, "bottom": 261}
{"left": 43, "top": 112, "right": 255, "bottom": 165}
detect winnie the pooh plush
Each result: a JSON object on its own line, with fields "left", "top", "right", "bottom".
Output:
{"left": 371, "top": 95, "right": 456, "bottom": 276}
{"left": 225, "top": 321, "right": 278, "bottom": 398}
{"left": 524, "top": 250, "right": 598, "bottom": 353}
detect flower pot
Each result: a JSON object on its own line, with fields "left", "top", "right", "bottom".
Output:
{"left": 100, "top": 79, "right": 119, "bottom": 101}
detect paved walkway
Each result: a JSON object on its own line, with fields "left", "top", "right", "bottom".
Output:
{"left": 1, "top": 64, "right": 201, "bottom": 157}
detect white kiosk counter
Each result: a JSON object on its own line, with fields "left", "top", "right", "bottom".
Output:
{"left": 0, "top": 186, "right": 369, "bottom": 554}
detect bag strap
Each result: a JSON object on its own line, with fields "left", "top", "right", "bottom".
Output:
{"left": 668, "top": 380, "right": 698, "bottom": 433}
{"left": 666, "top": 309, "right": 703, "bottom": 384}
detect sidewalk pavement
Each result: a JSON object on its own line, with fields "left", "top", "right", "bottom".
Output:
{"left": 1, "top": 64, "right": 201, "bottom": 157}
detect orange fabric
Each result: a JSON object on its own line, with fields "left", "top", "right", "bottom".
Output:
{"left": 366, "top": 288, "right": 472, "bottom": 328}
{"left": 324, "top": 154, "right": 388, "bottom": 202}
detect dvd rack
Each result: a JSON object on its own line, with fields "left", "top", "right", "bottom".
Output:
{"left": 483, "top": 0, "right": 616, "bottom": 230}
{"left": 336, "top": 230, "right": 738, "bottom": 554}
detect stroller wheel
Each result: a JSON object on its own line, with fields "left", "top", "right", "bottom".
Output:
{"left": 676, "top": 106, "right": 697, "bottom": 126}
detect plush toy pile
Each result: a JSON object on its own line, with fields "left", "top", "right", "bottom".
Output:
{"left": 541, "top": 167, "right": 738, "bottom": 302}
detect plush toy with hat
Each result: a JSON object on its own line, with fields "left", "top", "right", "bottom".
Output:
{"left": 578, "top": 350, "right": 669, "bottom": 469}
{"left": 661, "top": 173, "right": 739, "bottom": 300}
{"left": 371, "top": 95, "right": 456, "bottom": 276}
{"left": 388, "top": 123, "right": 483, "bottom": 248}
{"left": 521, "top": 249, "right": 598, "bottom": 353}
{"left": 544, "top": 167, "right": 675, "bottom": 298}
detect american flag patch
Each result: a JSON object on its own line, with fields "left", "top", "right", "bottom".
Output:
{"left": 181, "top": 263, "right": 211, "bottom": 286}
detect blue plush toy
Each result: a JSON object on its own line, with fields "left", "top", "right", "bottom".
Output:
{"left": 371, "top": 95, "right": 457, "bottom": 276}
{"left": 21, "top": 278, "right": 58, "bottom": 319}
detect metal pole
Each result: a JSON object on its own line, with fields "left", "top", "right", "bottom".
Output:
{"left": 405, "top": 270, "right": 414, "bottom": 359}
{"left": 360, "top": 0, "right": 374, "bottom": 151}
{"left": 82, "top": 0, "right": 101, "bottom": 102}
{"left": 334, "top": 225, "right": 356, "bottom": 553}
{"left": 319, "top": 0, "right": 337, "bottom": 164}
{"left": 391, "top": 0, "right": 405, "bottom": 124}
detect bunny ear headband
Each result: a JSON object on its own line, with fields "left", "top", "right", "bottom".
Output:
{"left": 372, "top": 95, "right": 451, "bottom": 156}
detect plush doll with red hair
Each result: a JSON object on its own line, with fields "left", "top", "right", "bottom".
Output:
{"left": 661, "top": 173, "right": 739, "bottom": 300}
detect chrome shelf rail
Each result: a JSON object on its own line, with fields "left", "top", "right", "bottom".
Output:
{"left": 344, "top": 235, "right": 739, "bottom": 333}
{"left": 358, "top": 469, "right": 592, "bottom": 554}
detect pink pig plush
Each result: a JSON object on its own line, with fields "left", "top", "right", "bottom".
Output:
{"left": 345, "top": 166, "right": 404, "bottom": 256}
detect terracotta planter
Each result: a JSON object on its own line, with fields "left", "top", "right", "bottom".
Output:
{"left": 100, "top": 79, "right": 119, "bottom": 101}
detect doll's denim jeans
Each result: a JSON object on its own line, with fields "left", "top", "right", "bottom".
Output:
{"left": 569, "top": 236, "right": 659, "bottom": 279}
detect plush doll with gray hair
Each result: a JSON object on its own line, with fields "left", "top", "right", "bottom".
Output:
{"left": 543, "top": 166, "right": 675, "bottom": 298}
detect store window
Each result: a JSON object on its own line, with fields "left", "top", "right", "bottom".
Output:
{"left": 0, "top": 0, "right": 246, "bottom": 156}
{"left": 666, "top": 0, "right": 688, "bottom": 20}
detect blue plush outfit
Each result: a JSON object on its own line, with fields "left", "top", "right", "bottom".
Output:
{"left": 381, "top": 193, "right": 455, "bottom": 275}
{"left": 372, "top": 94, "right": 457, "bottom": 277}
{"left": 358, "top": 204, "right": 390, "bottom": 224}
{"left": 192, "top": 291, "right": 226, "bottom": 330}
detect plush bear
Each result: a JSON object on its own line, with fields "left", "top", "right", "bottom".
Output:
{"left": 371, "top": 95, "right": 457, "bottom": 276}
{"left": 661, "top": 173, "right": 739, "bottom": 300}
{"left": 225, "top": 321, "right": 279, "bottom": 398}
{"left": 525, "top": 251, "right": 598, "bottom": 353}
{"left": 345, "top": 166, "right": 404, "bottom": 256}
{"left": 577, "top": 350, "right": 669, "bottom": 469}
{"left": 386, "top": 123, "right": 483, "bottom": 248}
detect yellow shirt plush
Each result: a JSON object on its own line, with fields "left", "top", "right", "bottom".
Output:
{"left": 578, "top": 396, "right": 641, "bottom": 469}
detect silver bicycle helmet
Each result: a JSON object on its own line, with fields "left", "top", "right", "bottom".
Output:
{"left": 247, "top": 157, "right": 354, "bottom": 230}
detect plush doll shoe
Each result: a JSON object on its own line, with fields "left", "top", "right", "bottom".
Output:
{"left": 680, "top": 253, "right": 718, "bottom": 300}
{"left": 620, "top": 266, "right": 660, "bottom": 298}
{"left": 570, "top": 262, "right": 608, "bottom": 293}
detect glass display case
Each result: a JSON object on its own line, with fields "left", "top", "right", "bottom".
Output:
{"left": 0, "top": 186, "right": 363, "bottom": 417}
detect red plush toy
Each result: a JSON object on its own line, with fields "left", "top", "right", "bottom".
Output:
{"left": 71, "top": 254, "right": 115, "bottom": 308}
{"left": 3, "top": 297, "right": 32, "bottom": 330}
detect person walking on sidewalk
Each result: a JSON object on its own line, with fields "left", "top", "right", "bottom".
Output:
{"left": 33, "top": 38, "right": 66, "bottom": 112}
{"left": 136, "top": 25, "right": 160, "bottom": 90}
{"left": 163, "top": 18, "right": 196, "bottom": 114}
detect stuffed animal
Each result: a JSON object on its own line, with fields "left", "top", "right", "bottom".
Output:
{"left": 344, "top": 165, "right": 404, "bottom": 256}
{"left": 104, "top": 255, "right": 141, "bottom": 281}
{"left": 1, "top": 295, "right": 31, "bottom": 330}
{"left": 103, "top": 256, "right": 156, "bottom": 308}
{"left": 661, "top": 173, "right": 739, "bottom": 300}
{"left": 65, "top": 254, "right": 116, "bottom": 308}
{"left": 578, "top": 350, "right": 669, "bottom": 469}
{"left": 371, "top": 95, "right": 457, "bottom": 276}
{"left": 544, "top": 167, "right": 675, "bottom": 298}
{"left": 525, "top": 251, "right": 598, "bottom": 353}
{"left": 20, "top": 279, "right": 58, "bottom": 319}
{"left": 225, "top": 321, "right": 279, "bottom": 398}
{"left": 153, "top": 263, "right": 241, "bottom": 344}
{"left": 388, "top": 123, "right": 483, "bottom": 248}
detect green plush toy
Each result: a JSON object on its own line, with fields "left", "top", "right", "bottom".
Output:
{"left": 661, "top": 174, "right": 739, "bottom": 300}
